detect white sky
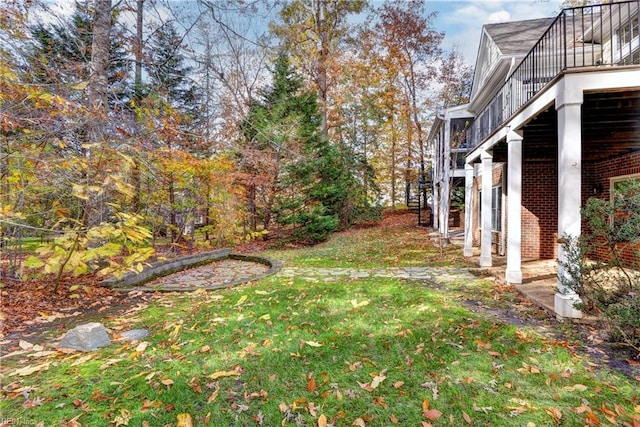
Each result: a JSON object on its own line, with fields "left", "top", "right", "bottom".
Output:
{"left": 40, "top": 0, "right": 567, "bottom": 67}
{"left": 426, "top": 0, "right": 565, "bottom": 65}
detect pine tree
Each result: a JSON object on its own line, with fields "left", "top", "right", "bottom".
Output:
{"left": 27, "top": 1, "right": 131, "bottom": 108}
{"left": 241, "top": 53, "right": 359, "bottom": 242}
{"left": 145, "top": 22, "right": 197, "bottom": 114}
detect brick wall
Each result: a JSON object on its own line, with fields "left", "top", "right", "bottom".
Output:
{"left": 521, "top": 160, "right": 558, "bottom": 260}
{"left": 471, "top": 164, "right": 505, "bottom": 255}
{"left": 583, "top": 151, "right": 640, "bottom": 266}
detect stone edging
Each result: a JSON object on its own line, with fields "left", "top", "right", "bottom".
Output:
{"left": 101, "top": 250, "right": 281, "bottom": 292}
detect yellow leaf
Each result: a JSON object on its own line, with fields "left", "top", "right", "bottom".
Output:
{"left": 318, "top": 413, "right": 327, "bottom": 427}
{"left": 208, "top": 370, "right": 240, "bottom": 380}
{"left": 563, "top": 384, "right": 588, "bottom": 392}
{"left": 207, "top": 388, "right": 219, "bottom": 403}
{"left": 235, "top": 295, "right": 248, "bottom": 306}
{"left": 370, "top": 374, "right": 385, "bottom": 389}
{"left": 9, "top": 362, "right": 50, "bottom": 377}
{"left": 176, "top": 413, "right": 193, "bottom": 427}
{"left": 304, "top": 340, "right": 323, "bottom": 347}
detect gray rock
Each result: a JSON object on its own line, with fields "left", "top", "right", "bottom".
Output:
{"left": 119, "top": 329, "right": 149, "bottom": 341}
{"left": 58, "top": 322, "right": 111, "bottom": 351}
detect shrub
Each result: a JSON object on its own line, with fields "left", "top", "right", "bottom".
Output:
{"left": 559, "top": 180, "right": 640, "bottom": 355}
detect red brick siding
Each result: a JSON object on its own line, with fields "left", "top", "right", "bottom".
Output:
{"left": 471, "top": 164, "right": 505, "bottom": 255}
{"left": 521, "top": 160, "right": 558, "bottom": 260}
{"left": 583, "top": 151, "right": 640, "bottom": 266}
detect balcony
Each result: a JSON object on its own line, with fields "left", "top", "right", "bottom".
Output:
{"left": 467, "top": 0, "right": 640, "bottom": 149}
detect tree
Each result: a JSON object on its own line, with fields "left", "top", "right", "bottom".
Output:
{"left": 270, "top": 0, "right": 367, "bottom": 135}
{"left": 241, "top": 53, "right": 357, "bottom": 242}
{"left": 145, "top": 21, "right": 197, "bottom": 117}
{"left": 27, "top": 1, "right": 131, "bottom": 108}
{"left": 374, "top": 0, "right": 443, "bottom": 202}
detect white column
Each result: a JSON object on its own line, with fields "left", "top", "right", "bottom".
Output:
{"left": 480, "top": 150, "right": 493, "bottom": 267}
{"left": 555, "top": 95, "right": 583, "bottom": 319}
{"left": 441, "top": 119, "right": 451, "bottom": 237}
{"left": 506, "top": 130, "right": 523, "bottom": 283}
{"left": 463, "top": 163, "right": 475, "bottom": 257}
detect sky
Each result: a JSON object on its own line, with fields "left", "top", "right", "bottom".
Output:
{"left": 44, "top": 0, "right": 566, "bottom": 68}
{"left": 425, "top": 0, "right": 565, "bottom": 66}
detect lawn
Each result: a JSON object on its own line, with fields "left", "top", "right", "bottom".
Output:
{"left": 1, "top": 214, "right": 638, "bottom": 426}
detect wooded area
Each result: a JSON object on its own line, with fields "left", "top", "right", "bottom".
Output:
{"left": 0, "top": 0, "right": 471, "bottom": 283}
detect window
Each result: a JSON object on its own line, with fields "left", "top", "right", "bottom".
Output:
{"left": 492, "top": 186, "right": 502, "bottom": 232}
{"left": 478, "top": 186, "right": 502, "bottom": 232}
{"left": 615, "top": 13, "right": 639, "bottom": 64}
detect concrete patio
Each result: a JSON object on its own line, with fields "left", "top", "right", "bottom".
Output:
{"left": 445, "top": 228, "right": 559, "bottom": 318}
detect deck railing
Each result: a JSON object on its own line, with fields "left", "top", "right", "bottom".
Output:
{"left": 467, "top": 0, "right": 640, "bottom": 149}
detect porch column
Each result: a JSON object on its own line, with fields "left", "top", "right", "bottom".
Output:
{"left": 555, "top": 94, "right": 583, "bottom": 319}
{"left": 463, "top": 163, "right": 475, "bottom": 257}
{"left": 441, "top": 119, "right": 451, "bottom": 237}
{"left": 506, "top": 130, "right": 523, "bottom": 283}
{"left": 480, "top": 150, "right": 493, "bottom": 267}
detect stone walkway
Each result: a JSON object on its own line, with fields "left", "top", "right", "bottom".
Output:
{"left": 144, "top": 259, "right": 271, "bottom": 291}
{"left": 145, "top": 262, "right": 477, "bottom": 291}
{"left": 278, "top": 266, "right": 476, "bottom": 284}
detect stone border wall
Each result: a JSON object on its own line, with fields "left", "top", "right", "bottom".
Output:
{"left": 101, "top": 249, "right": 281, "bottom": 292}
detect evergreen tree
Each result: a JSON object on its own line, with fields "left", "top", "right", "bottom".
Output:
{"left": 27, "top": 1, "right": 131, "bottom": 108}
{"left": 241, "top": 53, "right": 359, "bottom": 242}
{"left": 145, "top": 22, "right": 197, "bottom": 114}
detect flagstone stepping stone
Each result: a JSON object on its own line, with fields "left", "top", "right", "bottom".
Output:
{"left": 58, "top": 322, "right": 111, "bottom": 351}
{"left": 119, "top": 329, "right": 150, "bottom": 341}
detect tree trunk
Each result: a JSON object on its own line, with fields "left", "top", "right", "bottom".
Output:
{"left": 84, "top": 0, "right": 112, "bottom": 227}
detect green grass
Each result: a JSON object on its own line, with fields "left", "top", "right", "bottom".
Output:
{"left": 260, "top": 223, "right": 471, "bottom": 269}
{"left": 1, "top": 222, "right": 638, "bottom": 426}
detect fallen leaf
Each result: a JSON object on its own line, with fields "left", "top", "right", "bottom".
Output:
{"left": 19, "top": 340, "right": 34, "bottom": 351}
{"left": 161, "top": 378, "right": 174, "bottom": 388}
{"left": 463, "top": 412, "right": 472, "bottom": 424}
{"left": 390, "top": 414, "right": 399, "bottom": 424}
{"left": 135, "top": 341, "right": 149, "bottom": 352}
{"left": 393, "top": 381, "right": 404, "bottom": 388}
{"left": 199, "top": 345, "right": 211, "bottom": 353}
{"left": 307, "top": 377, "right": 317, "bottom": 392}
{"left": 353, "top": 418, "right": 366, "bottom": 427}
{"left": 370, "top": 373, "right": 386, "bottom": 390}
{"left": 208, "top": 370, "right": 240, "bottom": 380}
{"left": 207, "top": 387, "right": 220, "bottom": 403}
{"left": 423, "top": 409, "right": 442, "bottom": 421}
{"left": 545, "top": 407, "right": 562, "bottom": 423}
{"left": 563, "top": 384, "right": 587, "bottom": 392}
{"left": 318, "top": 413, "right": 327, "bottom": 427}
{"left": 9, "top": 362, "right": 50, "bottom": 377}
{"left": 304, "top": 340, "right": 323, "bottom": 347}
{"left": 176, "top": 413, "right": 193, "bottom": 427}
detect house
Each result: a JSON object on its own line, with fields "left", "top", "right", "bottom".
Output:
{"left": 429, "top": 1, "right": 640, "bottom": 319}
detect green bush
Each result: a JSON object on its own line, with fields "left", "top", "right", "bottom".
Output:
{"left": 559, "top": 180, "right": 640, "bottom": 354}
